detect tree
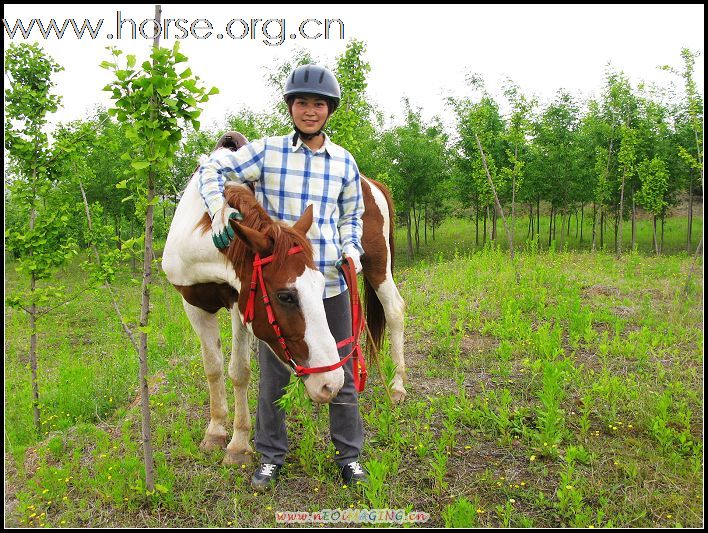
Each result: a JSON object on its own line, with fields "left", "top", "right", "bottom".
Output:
{"left": 636, "top": 157, "right": 669, "bottom": 255}
{"left": 327, "top": 39, "right": 373, "bottom": 159}
{"left": 661, "top": 48, "right": 704, "bottom": 252}
{"left": 101, "top": 6, "right": 217, "bottom": 492}
{"left": 382, "top": 100, "right": 448, "bottom": 259}
{"left": 502, "top": 80, "right": 536, "bottom": 260}
{"left": 449, "top": 79, "right": 507, "bottom": 246}
{"left": 4, "top": 43, "right": 78, "bottom": 436}
{"left": 533, "top": 91, "right": 582, "bottom": 249}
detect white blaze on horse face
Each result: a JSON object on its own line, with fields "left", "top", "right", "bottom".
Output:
{"left": 294, "top": 266, "right": 345, "bottom": 401}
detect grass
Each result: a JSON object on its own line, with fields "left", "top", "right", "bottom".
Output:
{"left": 4, "top": 213, "right": 704, "bottom": 527}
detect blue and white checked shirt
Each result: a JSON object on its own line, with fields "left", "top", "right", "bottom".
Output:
{"left": 198, "top": 132, "right": 365, "bottom": 298}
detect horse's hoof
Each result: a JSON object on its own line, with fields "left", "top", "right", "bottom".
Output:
{"left": 200, "top": 435, "right": 228, "bottom": 452}
{"left": 223, "top": 450, "right": 254, "bottom": 466}
{"left": 391, "top": 387, "right": 407, "bottom": 404}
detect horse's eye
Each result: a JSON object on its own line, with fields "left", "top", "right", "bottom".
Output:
{"left": 277, "top": 291, "right": 299, "bottom": 306}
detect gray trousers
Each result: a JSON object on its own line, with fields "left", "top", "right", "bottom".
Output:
{"left": 254, "top": 290, "right": 364, "bottom": 467}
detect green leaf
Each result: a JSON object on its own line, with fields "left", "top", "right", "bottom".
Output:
{"left": 138, "top": 325, "right": 152, "bottom": 334}
{"left": 131, "top": 161, "right": 150, "bottom": 170}
{"left": 127, "top": 54, "right": 136, "bottom": 68}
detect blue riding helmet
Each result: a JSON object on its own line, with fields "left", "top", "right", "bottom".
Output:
{"left": 283, "top": 64, "right": 341, "bottom": 112}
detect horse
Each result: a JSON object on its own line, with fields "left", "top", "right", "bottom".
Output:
{"left": 161, "top": 132, "right": 406, "bottom": 465}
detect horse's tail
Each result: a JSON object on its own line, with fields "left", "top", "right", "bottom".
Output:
{"left": 363, "top": 178, "right": 396, "bottom": 361}
{"left": 364, "top": 276, "right": 385, "bottom": 362}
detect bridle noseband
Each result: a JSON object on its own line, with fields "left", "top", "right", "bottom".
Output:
{"left": 242, "top": 246, "right": 367, "bottom": 391}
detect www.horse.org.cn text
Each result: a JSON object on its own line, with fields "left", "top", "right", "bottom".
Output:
{"left": 3, "top": 13, "right": 346, "bottom": 46}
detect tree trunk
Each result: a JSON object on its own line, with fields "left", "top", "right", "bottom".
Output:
{"left": 575, "top": 208, "right": 579, "bottom": 239}
{"left": 475, "top": 195, "right": 479, "bottom": 246}
{"left": 28, "top": 205, "right": 41, "bottom": 436}
{"left": 600, "top": 208, "right": 604, "bottom": 250}
{"left": 510, "top": 159, "right": 516, "bottom": 258}
{"left": 527, "top": 203, "right": 533, "bottom": 240}
{"left": 617, "top": 167, "right": 627, "bottom": 258}
{"left": 660, "top": 215, "right": 665, "bottom": 254}
{"left": 687, "top": 173, "right": 693, "bottom": 252}
{"left": 414, "top": 204, "right": 422, "bottom": 253}
{"left": 652, "top": 215, "right": 659, "bottom": 255}
{"left": 591, "top": 202, "right": 597, "bottom": 251}
{"left": 492, "top": 205, "right": 497, "bottom": 241}
{"left": 406, "top": 209, "right": 413, "bottom": 260}
{"left": 27, "top": 171, "right": 41, "bottom": 436}
{"left": 536, "top": 197, "right": 540, "bottom": 246}
{"left": 137, "top": 4, "right": 161, "bottom": 494}
{"left": 548, "top": 205, "right": 553, "bottom": 248}
{"left": 631, "top": 192, "right": 636, "bottom": 252}
{"left": 483, "top": 206, "right": 487, "bottom": 246}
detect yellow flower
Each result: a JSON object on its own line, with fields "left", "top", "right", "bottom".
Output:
{"left": 667, "top": 514, "right": 673, "bottom": 519}
{"left": 530, "top": 455, "right": 536, "bottom": 461}
{"left": 509, "top": 499, "right": 516, "bottom": 504}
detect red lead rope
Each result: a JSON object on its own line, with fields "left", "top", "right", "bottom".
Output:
{"left": 335, "top": 256, "right": 367, "bottom": 392}
{"left": 242, "top": 248, "right": 367, "bottom": 392}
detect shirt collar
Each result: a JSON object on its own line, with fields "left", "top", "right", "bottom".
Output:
{"left": 290, "top": 131, "right": 343, "bottom": 157}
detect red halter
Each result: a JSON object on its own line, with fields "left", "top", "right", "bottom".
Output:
{"left": 242, "top": 247, "right": 367, "bottom": 392}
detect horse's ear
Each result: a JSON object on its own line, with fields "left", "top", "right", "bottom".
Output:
{"left": 230, "top": 221, "right": 271, "bottom": 255}
{"left": 292, "top": 204, "right": 313, "bottom": 236}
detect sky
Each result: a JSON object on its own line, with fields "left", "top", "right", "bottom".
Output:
{"left": 3, "top": 4, "right": 705, "bottom": 133}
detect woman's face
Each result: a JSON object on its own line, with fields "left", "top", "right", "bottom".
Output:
{"left": 290, "top": 95, "right": 329, "bottom": 135}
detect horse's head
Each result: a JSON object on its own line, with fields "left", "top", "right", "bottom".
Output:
{"left": 224, "top": 188, "right": 344, "bottom": 403}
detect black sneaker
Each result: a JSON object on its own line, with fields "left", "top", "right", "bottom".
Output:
{"left": 341, "top": 461, "right": 368, "bottom": 486}
{"left": 251, "top": 463, "right": 281, "bottom": 492}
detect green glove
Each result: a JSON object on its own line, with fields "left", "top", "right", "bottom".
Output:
{"left": 211, "top": 208, "right": 243, "bottom": 249}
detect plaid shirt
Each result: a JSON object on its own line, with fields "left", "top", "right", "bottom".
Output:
{"left": 198, "top": 132, "right": 364, "bottom": 298}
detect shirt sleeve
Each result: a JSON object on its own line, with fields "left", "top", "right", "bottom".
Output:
{"left": 337, "top": 156, "right": 365, "bottom": 258}
{"left": 197, "top": 140, "right": 266, "bottom": 219}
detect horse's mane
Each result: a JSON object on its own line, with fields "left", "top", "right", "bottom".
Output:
{"left": 198, "top": 184, "right": 315, "bottom": 274}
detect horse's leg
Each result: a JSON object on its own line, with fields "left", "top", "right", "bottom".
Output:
{"left": 182, "top": 298, "right": 230, "bottom": 451}
{"left": 223, "top": 306, "right": 254, "bottom": 465}
{"left": 375, "top": 278, "right": 407, "bottom": 403}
